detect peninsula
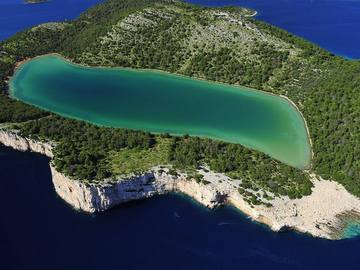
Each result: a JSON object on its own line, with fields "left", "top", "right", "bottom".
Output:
{"left": 1, "top": 0, "right": 359, "bottom": 240}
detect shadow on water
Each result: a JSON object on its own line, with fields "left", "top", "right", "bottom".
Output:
{"left": 1, "top": 145, "right": 360, "bottom": 270}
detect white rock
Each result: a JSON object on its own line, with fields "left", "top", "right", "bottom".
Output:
{"left": 2, "top": 128, "right": 360, "bottom": 239}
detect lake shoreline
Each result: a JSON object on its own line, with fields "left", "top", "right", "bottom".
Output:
{"left": 10, "top": 53, "right": 313, "bottom": 169}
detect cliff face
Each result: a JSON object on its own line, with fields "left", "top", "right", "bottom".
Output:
{"left": 0, "top": 128, "right": 228, "bottom": 213}
{"left": 52, "top": 166, "right": 173, "bottom": 212}
{"left": 2, "top": 128, "right": 360, "bottom": 240}
{"left": 51, "top": 165, "right": 228, "bottom": 213}
{"left": 0, "top": 129, "right": 53, "bottom": 158}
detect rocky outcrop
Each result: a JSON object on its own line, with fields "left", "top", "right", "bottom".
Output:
{"left": 51, "top": 165, "right": 227, "bottom": 213}
{"left": 0, "top": 128, "right": 227, "bottom": 213}
{"left": 51, "top": 166, "right": 175, "bottom": 212}
{"left": 2, "top": 128, "right": 360, "bottom": 240}
{"left": 228, "top": 177, "right": 360, "bottom": 239}
{"left": 175, "top": 177, "right": 228, "bottom": 208}
{"left": 0, "top": 129, "right": 53, "bottom": 158}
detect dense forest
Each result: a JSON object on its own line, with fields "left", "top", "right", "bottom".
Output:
{"left": 19, "top": 116, "right": 155, "bottom": 181}
{"left": 18, "top": 115, "right": 312, "bottom": 205}
{"left": 0, "top": 0, "right": 359, "bottom": 202}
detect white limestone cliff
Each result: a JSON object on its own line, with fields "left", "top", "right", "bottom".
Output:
{"left": 0, "top": 129, "right": 53, "bottom": 158}
{"left": 2, "top": 127, "right": 360, "bottom": 240}
{"left": 51, "top": 165, "right": 227, "bottom": 213}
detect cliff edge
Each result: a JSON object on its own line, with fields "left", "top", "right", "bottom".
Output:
{"left": 1, "top": 127, "right": 360, "bottom": 240}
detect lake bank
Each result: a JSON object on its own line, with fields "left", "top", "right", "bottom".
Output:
{"left": 9, "top": 54, "right": 312, "bottom": 169}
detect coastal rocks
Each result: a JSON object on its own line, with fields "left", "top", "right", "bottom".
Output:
{"left": 2, "top": 128, "right": 360, "bottom": 239}
{"left": 0, "top": 129, "right": 53, "bottom": 158}
{"left": 175, "top": 178, "right": 228, "bottom": 209}
{"left": 0, "top": 128, "right": 227, "bottom": 213}
{"left": 51, "top": 167, "right": 228, "bottom": 213}
{"left": 51, "top": 166, "right": 175, "bottom": 212}
{"left": 246, "top": 178, "right": 360, "bottom": 239}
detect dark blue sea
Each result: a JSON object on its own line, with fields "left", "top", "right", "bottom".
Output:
{"left": 186, "top": 0, "right": 360, "bottom": 59}
{"left": 1, "top": 0, "right": 360, "bottom": 269}
{"left": 1, "top": 145, "right": 360, "bottom": 270}
{"left": 1, "top": 0, "right": 360, "bottom": 59}
{"left": 0, "top": 0, "right": 103, "bottom": 41}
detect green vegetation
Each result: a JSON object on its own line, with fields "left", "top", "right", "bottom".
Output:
{"left": 169, "top": 137, "right": 312, "bottom": 199}
{"left": 109, "top": 138, "right": 170, "bottom": 176}
{"left": 17, "top": 115, "right": 312, "bottom": 201}
{"left": 0, "top": 20, "right": 65, "bottom": 123}
{"left": 0, "top": 0, "right": 359, "bottom": 201}
{"left": 19, "top": 116, "right": 155, "bottom": 181}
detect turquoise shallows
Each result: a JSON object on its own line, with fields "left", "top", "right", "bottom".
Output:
{"left": 342, "top": 222, "right": 360, "bottom": 239}
{"left": 9, "top": 55, "right": 311, "bottom": 169}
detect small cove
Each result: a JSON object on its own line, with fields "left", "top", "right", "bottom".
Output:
{"left": 9, "top": 55, "right": 311, "bottom": 169}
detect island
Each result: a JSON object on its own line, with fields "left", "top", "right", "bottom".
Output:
{"left": 25, "top": 0, "right": 48, "bottom": 4}
{"left": 1, "top": 0, "right": 359, "bottom": 240}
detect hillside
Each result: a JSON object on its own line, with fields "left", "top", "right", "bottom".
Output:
{"left": 0, "top": 0, "right": 359, "bottom": 204}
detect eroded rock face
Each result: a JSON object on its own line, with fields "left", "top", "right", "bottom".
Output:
{"left": 175, "top": 178, "right": 228, "bottom": 208}
{"left": 0, "top": 129, "right": 53, "bottom": 158}
{"left": 51, "top": 166, "right": 228, "bottom": 213}
{"left": 51, "top": 167, "right": 175, "bottom": 212}
{"left": 0, "top": 128, "right": 227, "bottom": 213}
{"left": 3, "top": 128, "right": 360, "bottom": 240}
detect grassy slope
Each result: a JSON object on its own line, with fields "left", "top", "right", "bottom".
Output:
{"left": 0, "top": 0, "right": 359, "bottom": 201}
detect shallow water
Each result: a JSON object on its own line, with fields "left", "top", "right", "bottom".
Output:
{"left": 10, "top": 55, "right": 311, "bottom": 169}
{"left": 342, "top": 222, "right": 360, "bottom": 239}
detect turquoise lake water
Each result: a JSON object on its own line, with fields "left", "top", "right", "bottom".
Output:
{"left": 10, "top": 55, "right": 311, "bottom": 169}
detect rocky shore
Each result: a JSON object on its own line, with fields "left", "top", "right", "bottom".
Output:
{"left": 0, "top": 129, "right": 53, "bottom": 158}
{"left": 1, "top": 127, "right": 360, "bottom": 240}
